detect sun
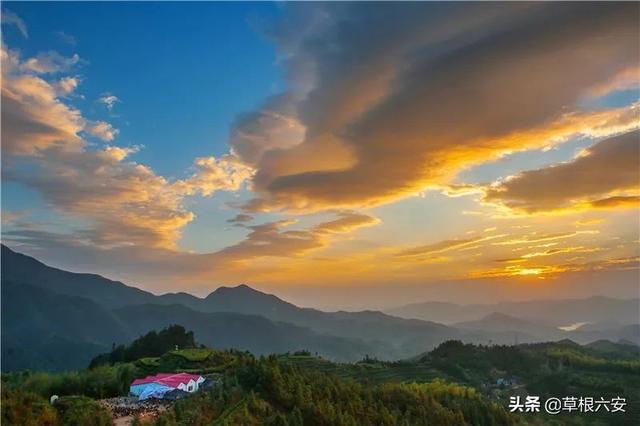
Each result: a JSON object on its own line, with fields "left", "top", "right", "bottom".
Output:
{"left": 515, "top": 268, "right": 545, "bottom": 276}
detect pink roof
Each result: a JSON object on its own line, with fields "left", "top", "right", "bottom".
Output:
{"left": 131, "top": 376, "right": 157, "bottom": 386}
{"left": 131, "top": 373, "right": 202, "bottom": 387}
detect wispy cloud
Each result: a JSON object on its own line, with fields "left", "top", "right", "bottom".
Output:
{"left": 54, "top": 30, "right": 76, "bottom": 45}
{"left": 216, "top": 211, "right": 380, "bottom": 262}
{"left": 22, "top": 51, "right": 80, "bottom": 74}
{"left": 227, "top": 214, "right": 254, "bottom": 225}
{"left": 1, "top": 9, "right": 28, "bottom": 38}
{"left": 397, "top": 234, "right": 506, "bottom": 258}
{"left": 493, "top": 231, "right": 598, "bottom": 246}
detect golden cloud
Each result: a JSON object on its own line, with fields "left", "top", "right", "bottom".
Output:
{"left": 485, "top": 130, "right": 640, "bottom": 213}
{"left": 232, "top": 3, "right": 639, "bottom": 213}
{"left": 474, "top": 256, "right": 640, "bottom": 279}
{"left": 397, "top": 234, "right": 507, "bottom": 257}
{"left": 589, "top": 196, "right": 640, "bottom": 209}
{"left": 492, "top": 231, "right": 598, "bottom": 246}
{"left": 215, "top": 211, "right": 380, "bottom": 261}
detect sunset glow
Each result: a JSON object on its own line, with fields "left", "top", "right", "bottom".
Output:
{"left": 1, "top": 2, "right": 638, "bottom": 309}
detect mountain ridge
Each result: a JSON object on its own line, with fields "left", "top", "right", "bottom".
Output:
{"left": 2, "top": 244, "right": 638, "bottom": 372}
{"left": 387, "top": 295, "right": 640, "bottom": 326}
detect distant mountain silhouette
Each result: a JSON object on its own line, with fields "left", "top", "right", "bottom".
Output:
{"left": 114, "top": 303, "right": 378, "bottom": 362}
{"left": 2, "top": 244, "right": 637, "bottom": 372}
{"left": 1, "top": 245, "right": 461, "bottom": 361}
{"left": 1, "top": 244, "right": 157, "bottom": 308}
{"left": 453, "top": 312, "right": 564, "bottom": 343}
{"left": 188, "top": 283, "right": 457, "bottom": 355}
{"left": 1, "top": 246, "right": 456, "bottom": 370}
{"left": 387, "top": 296, "right": 640, "bottom": 327}
{"left": 455, "top": 312, "right": 557, "bottom": 333}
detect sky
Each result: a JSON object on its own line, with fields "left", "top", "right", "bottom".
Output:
{"left": 2, "top": 2, "right": 639, "bottom": 310}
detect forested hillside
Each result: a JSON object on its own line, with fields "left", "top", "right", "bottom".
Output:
{"left": 2, "top": 337, "right": 638, "bottom": 425}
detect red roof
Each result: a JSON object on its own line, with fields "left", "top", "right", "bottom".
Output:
{"left": 131, "top": 373, "right": 202, "bottom": 387}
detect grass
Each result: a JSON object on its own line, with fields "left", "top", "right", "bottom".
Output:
{"left": 168, "top": 348, "right": 216, "bottom": 362}
{"left": 137, "top": 357, "right": 160, "bottom": 367}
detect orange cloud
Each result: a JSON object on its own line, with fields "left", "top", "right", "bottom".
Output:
{"left": 397, "top": 234, "right": 506, "bottom": 257}
{"left": 215, "top": 211, "right": 380, "bottom": 262}
{"left": 520, "top": 246, "right": 602, "bottom": 259}
{"left": 232, "top": 3, "right": 639, "bottom": 213}
{"left": 576, "top": 218, "right": 604, "bottom": 226}
{"left": 177, "top": 155, "right": 252, "bottom": 197}
{"left": 589, "top": 196, "right": 640, "bottom": 209}
{"left": 474, "top": 256, "right": 640, "bottom": 279}
{"left": 493, "top": 231, "right": 598, "bottom": 246}
{"left": 485, "top": 130, "right": 640, "bottom": 213}
{"left": 313, "top": 211, "right": 380, "bottom": 234}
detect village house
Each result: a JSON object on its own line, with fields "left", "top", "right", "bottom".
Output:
{"left": 130, "top": 373, "right": 205, "bottom": 400}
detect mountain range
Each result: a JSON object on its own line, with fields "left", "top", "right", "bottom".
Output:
{"left": 1, "top": 244, "right": 637, "bottom": 371}
{"left": 387, "top": 296, "right": 639, "bottom": 327}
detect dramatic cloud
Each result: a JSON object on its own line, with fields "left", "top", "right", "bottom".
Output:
{"left": 485, "top": 130, "right": 640, "bottom": 212}
{"left": 2, "top": 5, "right": 638, "bottom": 302}
{"left": 230, "top": 2, "right": 639, "bottom": 212}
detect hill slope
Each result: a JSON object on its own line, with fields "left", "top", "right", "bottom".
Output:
{"left": 114, "top": 303, "right": 380, "bottom": 362}
{"left": 1, "top": 281, "right": 133, "bottom": 371}
{"left": 1, "top": 245, "right": 157, "bottom": 309}
{"left": 2, "top": 245, "right": 461, "bottom": 359}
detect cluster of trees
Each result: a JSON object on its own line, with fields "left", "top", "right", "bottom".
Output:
{"left": 1, "top": 391, "right": 111, "bottom": 426}
{"left": 1, "top": 364, "right": 136, "bottom": 400}
{"left": 89, "top": 325, "right": 197, "bottom": 368}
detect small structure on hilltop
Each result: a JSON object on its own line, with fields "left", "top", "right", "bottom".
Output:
{"left": 130, "top": 373, "right": 205, "bottom": 400}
